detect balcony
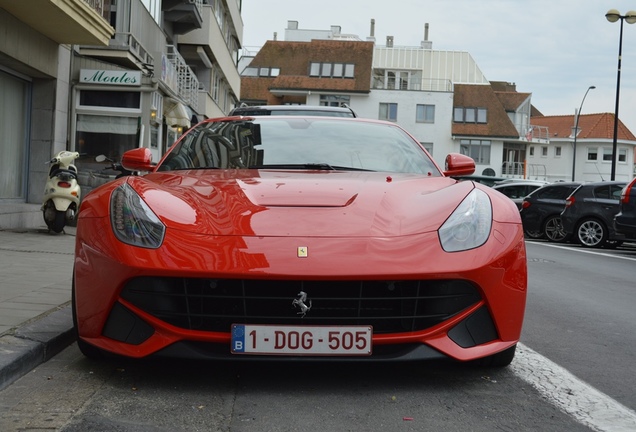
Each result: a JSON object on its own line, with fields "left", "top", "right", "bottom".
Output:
{"left": 164, "top": 45, "right": 199, "bottom": 110}
{"left": 523, "top": 125, "right": 550, "bottom": 144}
{"left": 162, "top": 0, "right": 203, "bottom": 35}
{"left": 0, "top": 0, "right": 114, "bottom": 45}
{"left": 178, "top": 4, "right": 241, "bottom": 96}
{"left": 372, "top": 78, "right": 453, "bottom": 92}
{"left": 79, "top": 32, "right": 154, "bottom": 73}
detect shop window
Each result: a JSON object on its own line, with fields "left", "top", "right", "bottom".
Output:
{"left": 79, "top": 90, "right": 140, "bottom": 109}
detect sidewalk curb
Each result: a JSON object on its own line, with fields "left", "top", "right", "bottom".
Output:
{"left": 0, "top": 305, "right": 75, "bottom": 392}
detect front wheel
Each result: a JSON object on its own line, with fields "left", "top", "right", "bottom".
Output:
{"left": 576, "top": 218, "right": 607, "bottom": 248}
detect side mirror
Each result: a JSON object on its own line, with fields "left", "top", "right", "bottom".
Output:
{"left": 122, "top": 148, "right": 154, "bottom": 172}
{"left": 443, "top": 153, "right": 475, "bottom": 176}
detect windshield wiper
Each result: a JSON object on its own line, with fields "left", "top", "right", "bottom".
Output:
{"left": 248, "top": 163, "right": 373, "bottom": 171}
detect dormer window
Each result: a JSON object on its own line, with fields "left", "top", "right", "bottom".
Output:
{"left": 309, "top": 62, "right": 355, "bottom": 78}
{"left": 453, "top": 107, "right": 487, "bottom": 123}
{"left": 241, "top": 67, "right": 280, "bottom": 77}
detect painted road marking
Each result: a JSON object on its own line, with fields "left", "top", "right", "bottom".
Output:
{"left": 512, "top": 343, "right": 636, "bottom": 432}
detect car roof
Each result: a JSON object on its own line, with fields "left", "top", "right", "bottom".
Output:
{"left": 574, "top": 180, "right": 627, "bottom": 187}
{"left": 492, "top": 180, "right": 549, "bottom": 188}
{"left": 229, "top": 105, "right": 357, "bottom": 117}
{"left": 493, "top": 179, "right": 549, "bottom": 185}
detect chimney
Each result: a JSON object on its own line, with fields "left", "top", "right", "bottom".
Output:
{"left": 367, "top": 19, "right": 376, "bottom": 42}
{"left": 421, "top": 23, "right": 432, "bottom": 49}
{"left": 386, "top": 36, "right": 394, "bottom": 48}
{"left": 273, "top": 32, "right": 277, "bottom": 41}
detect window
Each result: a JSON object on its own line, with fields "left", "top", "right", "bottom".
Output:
{"left": 541, "top": 146, "right": 548, "bottom": 157}
{"left": 465, "top": 108, "right": 476, "bottom": 123}
{"left": 379, "top": 103, "right": 398, "bottom": 121}
{"left": 603, "top": 147, "right": 613, "bottom": 162}
{"left": 593, "top": 185, "right": 624, "bottom": 200}
{"left": 320, "top": 95, "right": 350, "bottom": 107}
{"left": 555, "top": 146, "right": 561, "bottom": 157}
{"left": 242, "top": 67, "right": 280, "bottom": 77}
{"left": 453, "top": 107, "right": 487, "bottom": 123}
{"left": 619, "top": 149, "right": 627, "bottom": 162}
{"left": 309, "top": 62, "right": 355, "bottom": 78}
{"left": 587, "top": 148, "right": 598, "bottom": 161}
{"left": 416, "top": 104, "right": 435, "bottom": 123}
{"left": 420, "top": 142, "right": 433, "bottom": 154}
{"left": 79, "top": 91, "right": 140, "bottom": 108}
{"left": 529, "top": 146, "right": 535, "bottom": 156}
{"left": 333, "top": 63, "right": 344, "bottom": 77}
{"left": 453, "top": 107, "right": 464, "bottom": 122}
{"left": 460, "top": 139, "right": 491, "bottom": 164}
{"left": 477, "top": 108, "right": 487, "bottom": 123}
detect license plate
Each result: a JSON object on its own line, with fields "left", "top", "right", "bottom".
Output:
{"left": 231, "top": 324, "right": 372, "bottom": 356}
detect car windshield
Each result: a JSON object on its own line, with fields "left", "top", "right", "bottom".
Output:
{"left": 157, "top": 118, "right": 441, "bottom": 176}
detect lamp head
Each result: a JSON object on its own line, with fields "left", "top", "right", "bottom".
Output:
{"left": 606, "top": 9, "right": 620, "bottom": 22}
{"left": 626, "top": 11, "right": 636, "bottom": 24}
{"left": 590, "top": 86, "right": 596, "bottom": 90}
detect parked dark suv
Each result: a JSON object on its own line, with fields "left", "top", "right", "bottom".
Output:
{"left": 614, "top": 177, "right": 636, "bottom": 239}
{"left": 560, "top": 181, "right": 627, "bottom": 248}
{"left": 229, "top": 105, "right": 358, "bottom": 117}
{"left": 520, "top": 182, "right": 581, "bottom": 241}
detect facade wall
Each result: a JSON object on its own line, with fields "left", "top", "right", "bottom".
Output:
{"left": 527, "top": 139, "right": 636, "bottom": 182}
{"left": 0, "top": 9, "right": 70, "bottom": 205}
{"left": 0, "top": 0, "right": 243, "bottom": 229}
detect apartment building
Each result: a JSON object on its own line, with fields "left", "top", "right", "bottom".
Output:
{"left": 0, "top": 0, "right": 243, "bottom": 228}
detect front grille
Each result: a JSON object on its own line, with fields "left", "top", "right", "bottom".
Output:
{"left": 121, "top": 278, "right": 481, "bottom": 334}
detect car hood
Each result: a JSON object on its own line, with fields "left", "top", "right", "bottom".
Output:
{"left": 128, "top": 170, "right": 475, "bottom": 237}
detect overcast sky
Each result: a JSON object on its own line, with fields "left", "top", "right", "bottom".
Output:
{"left": 241, "top": 0, "right": 636, "bottom": 134}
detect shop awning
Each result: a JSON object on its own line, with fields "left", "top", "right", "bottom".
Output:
{"left": 164, "top": 100, "right": 191, "bottom": 128}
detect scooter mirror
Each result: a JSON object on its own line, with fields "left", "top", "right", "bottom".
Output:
{"left": 95, "top": 155, "right": 107, "bottom": 162}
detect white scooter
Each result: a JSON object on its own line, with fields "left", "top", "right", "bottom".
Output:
{"left": 42, "top": 151, "right": 81, "bottom": 233}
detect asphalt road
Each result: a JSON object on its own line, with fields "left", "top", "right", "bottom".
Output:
{"left": 522, "top": 241, "right": 636, "bottom": 410}
{"left": 1, "top": 240, "right": 635, "bottom": 431}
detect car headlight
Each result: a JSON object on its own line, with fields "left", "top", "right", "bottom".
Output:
{"left": 438, "top": 188, "right": 492, "bottom": 252}
{"left": 110, "top": 183, "right": 165, "bottom": 248}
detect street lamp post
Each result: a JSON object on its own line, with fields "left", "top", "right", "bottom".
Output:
{"left": 572, "top": 86, "right": 595, "bottom": 181}
{"left": 605, "top": 9, "right": 636, "bottom": 181}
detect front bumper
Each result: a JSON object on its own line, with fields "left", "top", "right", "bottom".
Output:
{"left": 74, "top": 217, "right": 527, "bottom": 362}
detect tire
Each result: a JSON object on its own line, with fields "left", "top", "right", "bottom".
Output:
{"left": 543, "top": 215, "right": 568, "bottom": 242}
{"left": 576, "top": 218, "right": 607, "bottom": 248}
{"left": 72, "top": 276, "right": 105, "bottom": 359}
{"left": 43, "top": 202, "right": 66, "bottom": 233}
{"left": 473, "top": 344, "right": 517, "bottom": 367}
{"left": 524, "top": 229, "right": 544, "bottom": 239}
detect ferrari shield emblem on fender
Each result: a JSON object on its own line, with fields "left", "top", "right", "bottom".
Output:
{"left": 297, "top": 246, "right": 308, "bottom": 258}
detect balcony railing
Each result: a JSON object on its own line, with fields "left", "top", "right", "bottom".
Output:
{"left": 83, "top": 0, "right": 105, "bottom": 17}
{"left": 372, "top": 78, "right": 453, "bottom": 92}
{"left": 166, "top": 45, "right": 199, "bottom": 110}
{"left": 522, "top": 125, "right": 550, "bottom": 143}
{"left": 111, "top": 32, "right": 154, "bottom": 66}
